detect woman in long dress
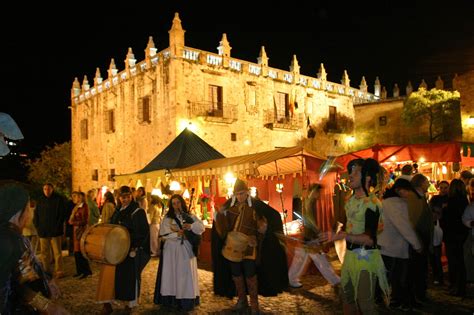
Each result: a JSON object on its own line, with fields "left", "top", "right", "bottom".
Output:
{"left": 154, "top": 194, "right": 205, "bottom": 311}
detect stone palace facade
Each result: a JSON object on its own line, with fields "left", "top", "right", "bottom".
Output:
{"left": 71, "top": 13, "right": 380, "bottom": 191}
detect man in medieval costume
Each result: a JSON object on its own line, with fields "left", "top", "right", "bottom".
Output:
{"left": 212, "top": 178, "right": 288, "bottom": 314}
{"left": 102, "top": 186, "right": 150, "bottom": 314}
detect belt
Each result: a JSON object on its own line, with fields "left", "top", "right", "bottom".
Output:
{"left": 347, "top": 242, "right": 380, "bottom": 251}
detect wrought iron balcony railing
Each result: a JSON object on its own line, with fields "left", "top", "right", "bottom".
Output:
{"left": 189, "top": 101, "right": 238, "bottom": 123}
{"left": 263, "top": 111, "right": 303, "bottom": 130}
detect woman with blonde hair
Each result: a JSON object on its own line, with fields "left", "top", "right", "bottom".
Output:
{"left": 101, "top": 191, "right": 116, "bottom": 224}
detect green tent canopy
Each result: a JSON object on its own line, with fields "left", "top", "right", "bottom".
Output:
{"left": 137, "top": 128, "right": 224, "bottom": 173}
{"left": 114, "top": 128, "right": 224, "bottom": 187}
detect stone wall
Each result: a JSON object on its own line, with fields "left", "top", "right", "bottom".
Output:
{"left": 353, "top": 98, "right": 428, "bottom": 150}
{"left": 457, "top": 70, "right": 474, "bottom": 141}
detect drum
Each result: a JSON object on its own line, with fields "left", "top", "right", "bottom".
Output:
{"left": 222, "top": 231, "right": 249, "bottom": 262}
{"left": 80, "top": 223, "right": 131, "bottom": 265}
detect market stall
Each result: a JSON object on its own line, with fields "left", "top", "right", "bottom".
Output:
{"left": 172, "top": 145, "right": 341, "bottom": 265}
{"left": 335, "top": 141, "right": 474, "bottom": 182}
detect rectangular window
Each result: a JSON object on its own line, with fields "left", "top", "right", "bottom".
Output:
{"left": 379, "top": 116, "right": 387, "bottom": 126}
{"left": 275, "top": 92, "right": 289, "bottom": 122}
{"left": 328, "top": 106, "right": 337, "bottom": 130}
{"left": 138, "top": 96, "right": 151, "bottom": 123}
{"left": 108, "top": 169, "right": 116, "bottom": 182}
{"left": 105, "top": 109, "right": 115, "bottom": 133}
{"left": 248, "top": 87, "right": 256, "bottom": 107}
{"left": 208, "top": 84, "right": 223, "bottom": 117}
{"left": 80, "top": 119, "right": 88, "bottom": 140}
{"left": 231, "top": 133, "right": 237, "bottom": 141}
{"left": 92, "top": 169, "right": 98, "bottom": 181}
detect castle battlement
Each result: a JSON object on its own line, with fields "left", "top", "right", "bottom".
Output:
{"left": 71, "top": 13, "right": 379, "bottom": 106}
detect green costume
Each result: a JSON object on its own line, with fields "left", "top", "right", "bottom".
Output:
{"left": 341, "top": 192, "right": 390, "bottom": 302}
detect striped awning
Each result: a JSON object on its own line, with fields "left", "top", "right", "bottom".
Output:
{"left": 173, "top": 146, "right": 328, "bottom": 178}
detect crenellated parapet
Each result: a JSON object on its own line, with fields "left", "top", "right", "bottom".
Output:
{"left": 71, "top": 13, "right": 380, "bottom": 106}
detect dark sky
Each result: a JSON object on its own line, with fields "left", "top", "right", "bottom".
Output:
{"left": 2, "top": 0, "right": 474, "bottom": 156}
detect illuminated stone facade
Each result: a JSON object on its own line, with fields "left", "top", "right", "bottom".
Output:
{"left": 353, "top": 74, "right": 471, "bottom": 150}
{"left": 71, "top": 13, "right": 378, "bottom": 191}
{"left": 455, "top": 70, "right": 474, "bottom": 141}
{"left": 353, "top": 98, "right": 427, "bottom": 149}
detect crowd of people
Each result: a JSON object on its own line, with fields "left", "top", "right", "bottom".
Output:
{"left": 0, "top": 179, "right": 288, "bottom": 315}
{"left": 1, "top": 159, "right": 473, "bottom": 314}
{"left": 322, "top": 161, "right": 474, "bottom": 314}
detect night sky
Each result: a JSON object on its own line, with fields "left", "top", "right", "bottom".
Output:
{"left": 1, "top": 0, "right": 474, "bottom": 159}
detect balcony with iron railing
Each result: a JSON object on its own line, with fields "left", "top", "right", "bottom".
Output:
{"left": 263, "top": 110, "right": 304, "bottom": 130}
{"left": 188, "top": 101, "right": 238, "bottom": 123}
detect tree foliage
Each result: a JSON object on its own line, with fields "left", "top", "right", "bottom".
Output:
{"left": 402, "top": 88, "right": 461, "bottom": 142}
{"left": 25, "top": 141, "right": 71, "bottom": 197}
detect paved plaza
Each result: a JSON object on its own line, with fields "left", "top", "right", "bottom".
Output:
{"left": 55, "top": 252, "right": 473, "bottom": 314}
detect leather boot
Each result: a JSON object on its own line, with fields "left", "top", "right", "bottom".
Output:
{"left": 232, "top": 276, "right": 248, "bottom": 311}
{"left": 246, "top": 275, "right": 259, "bottom": 315}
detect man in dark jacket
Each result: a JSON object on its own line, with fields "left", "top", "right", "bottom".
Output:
{"left": 33, "top": 183, "right": 67, "bottom": 278}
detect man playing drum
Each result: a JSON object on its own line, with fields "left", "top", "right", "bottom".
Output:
{"left": 212, "top": 179, "right": 288, "bottom": 315}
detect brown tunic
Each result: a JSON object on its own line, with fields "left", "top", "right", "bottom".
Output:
{"left": 216, "top": 202, "right": 265, "bottom": 260}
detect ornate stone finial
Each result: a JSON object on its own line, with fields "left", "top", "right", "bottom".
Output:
{"left": 82, "top": 75, "right": 90, "bottom": 91}
{"left": 359, "top": 76, "right": 368, "bottom": 92}
{"left": 169, "top": 12, "right": 185, "bottom": 56}
{"left": 257, "top": 46, "right": 269, "bottom": 66}
{"left": 72, "top": 77, "right": 81, "bottom": 97}
{"left": 374, "top": 76, "right": 381, "bottom": 97}
{"left": 290, "top": 55, "right": 300, "bottom": 74}
{"left": 146, "top": 36, "right": 156, "bottom": 55}
{"left": 381, "top": 86, "right": 387, "bottom": 99}
{"left": 170, "top": 12, "right": 183, "bottom": 31}
{"left": 435, "top": 75, "right": 444, "bottom": 90}
{"left": 318, "top": 63, "right": 327, "bottom": 80}
{"left": 108, "top": 58, "right": 118, "bottom": 78}
{"left": 125, "top": 47, "right": 137, "bottom": 69}
{"left": 217, "top": 33, "right": 232, "bottom": 57}
{"left": 452, "top": 73, "right": 459, "bottom": 90}
{"left": 341, "top": 70, "right": 350, "bottom": 86}
{"left": 94, "top": 68, "right": 103, "bottom": 86}
{"left": 406, "top": 81, "right": 413, "bottom": 96}
{"left": 145, "top": 36, "right": 158, "bottom": 66}
{"left": 419, "top": 79, "right": 428, "bottom": 90}
{"left": 393, "top": 83, "right": 400, "bottom": 98}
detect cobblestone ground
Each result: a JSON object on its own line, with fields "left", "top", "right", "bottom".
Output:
{"left": 55, "top": 252, "right": 474, "bottom": 315}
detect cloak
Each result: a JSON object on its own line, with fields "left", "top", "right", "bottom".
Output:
{"left": 211, "top": 198, "right": 289, "bottom": 297}
{"left": 110, "top": 201, "right": 150, "bottom": 301}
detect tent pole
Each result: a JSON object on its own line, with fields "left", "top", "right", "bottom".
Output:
{"left": 274, "top": 160, "right": 288, "bottom": 235}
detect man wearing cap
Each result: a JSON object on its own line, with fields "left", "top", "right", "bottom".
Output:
{"left": 212, "top": 178, "right": 288, "bottom": 315}
{"left": 0, "top": 182, "right": 69, "bottom": 314}
{"left": 102, "top": 186, "right": 150, "bottom": 314}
